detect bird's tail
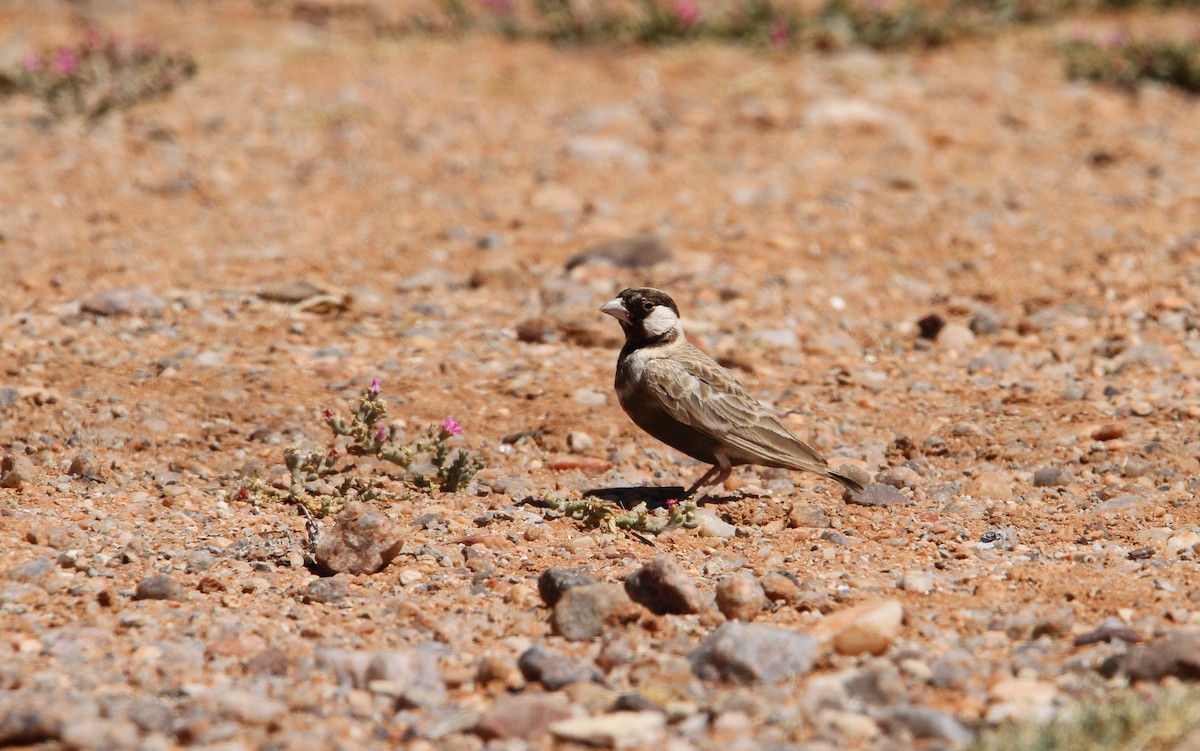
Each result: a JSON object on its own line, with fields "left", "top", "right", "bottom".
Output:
{"left": 828, "top": 470, "right": 864, "bottom": 493}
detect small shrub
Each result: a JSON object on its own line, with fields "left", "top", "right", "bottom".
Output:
{"left": 1064, "top": 31, "right": 1200, "bottom": 93}
{"left": 10, "top": 29, "right": 196, "bottom": 120}
{"left": 534, "top": 493, "right": 700, "bottom": 535}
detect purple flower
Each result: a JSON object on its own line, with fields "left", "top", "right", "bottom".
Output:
{"left": 376, "top": 425, "right": 388, "bottom": 443}
{"left": 322, "top": 408, "right": 334, "bottom": 420}
{"left": 21, "top": 50, "right": 42, "bottom": 71}
{"left": 54, "top": 48, "right": 78, "bottom": 75}
{"left": 672, "top": 0, "right": 700, "bottom": 27}
{"left": 368, "top": 378, "right": 381, "bottom": 395}
{"left": 442, "top": 417, "right": 462, "bottom": 436}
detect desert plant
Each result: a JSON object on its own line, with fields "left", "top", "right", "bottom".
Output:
{"left": 534, "top": 493, "right": 700, "bottom": 535}
{"left": 1064, "top": 31, "right": 1200, "bottom": 93}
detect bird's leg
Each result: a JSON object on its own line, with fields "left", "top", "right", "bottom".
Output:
{"left": 682, "top": 457, "right": 732, "bottom": 501}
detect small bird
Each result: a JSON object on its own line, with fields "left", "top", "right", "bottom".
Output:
{"left": 600, "top": 287, "right": 863, "bottom": 500}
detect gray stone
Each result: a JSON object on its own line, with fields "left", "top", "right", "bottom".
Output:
{"left": 0, "top": 387, "right": 18, "bottom": 409}
{"left": 845, "top": 483, "right": 912, "bottom": 507}
{"left": 313, "top": 501, "right": 403, "bottom": 575}
{"left": 518, "top": 645, "right": 603, "bottom": 690}
{"left": 880, "top": 706, "right": 974, "bottom": 745}
{"left": 474, "top": 692, "right": 575, "bottom": 740}
{"left": 1032, "top": 467, "right": 1073, "bottom": 487}
{"left": 318, "top": 645, "right": 445, "bottom": 699}
{"left": 0, "top": 454, "right": 36, "bottom": 489}
{"left": 553, "top": 583, "right": 638, "bottom": 641}
{"left": 968, "top": 307, "right": 1002, "bottom": 335}
{"left": 80, "top": 287, "right": 166, "bottom": 317}
{"left": 567, "top": 431, "right": 595, "bottom": 453}
{"left": 1100, "top": 630, "right": 1200, "bottom": 681}
{"left": 538, "top": 567, "right": 596, "bottom": 607}
{"left": 304, "top": 575, "right": 349, "bottom": 604}
{"left": 68, "top": 450, "right": 105, "bottom": 481}
{"left": 133, "top": 574, "right": 184, "bottom": 601}
{"left": 691, "top": 622, "right": 818, "bottom": 684}
{"left": 550, "top": 711, "right": 665, "bottom": 748}
{"left": 715, "top": 570, "right": 766, "bottom": 622}
{"left": 565, "top": 234, "right": 671, "bottom": 270}
{"left": 787, "top": 502, "right": 830, "bottom": 528}
{"left": 624, "top": 556, "right": 702, "bottom": 615}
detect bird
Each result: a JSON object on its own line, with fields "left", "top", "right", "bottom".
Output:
{"left": 600, "top": 287, "right": 863, "bottom": 500}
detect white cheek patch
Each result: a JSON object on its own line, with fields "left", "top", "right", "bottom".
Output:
{"left": 642, "top": 306, "right": 681, "bottom": 337}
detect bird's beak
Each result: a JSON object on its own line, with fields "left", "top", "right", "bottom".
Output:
{"left": 600, "top": 297, "right": 631, "bottom": 324}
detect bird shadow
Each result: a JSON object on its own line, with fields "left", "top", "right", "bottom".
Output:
{"left": 583, "top": 486, "right": 739, "bottom": 507}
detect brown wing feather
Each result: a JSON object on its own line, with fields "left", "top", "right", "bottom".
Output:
{"left": 642, "top": 344, "right": 832, "bottom": 474}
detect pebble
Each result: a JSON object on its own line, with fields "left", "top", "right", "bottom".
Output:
{"left": 518, "top": 645, "right": 603, "bottom": 690}
{"left": 1032, "top": 467, "right": 1074, "bottom": 487}
{"left": 567, "top": 431, "right": 595, "bottom": 453}
{"left": 715, "top": 570, "right": 766, "bottom": 622}
{"left": 937, "top": 323, "right": 975, "bottom": 350}
{"left": 1092, "top": 423, "right": 1126, "bottom": 441}
{"left": 318, "top": 645, "right": 445, "bottom": 699}
{"left": 880, "top": 706, "right": 974, "bottom": 745}
{"left": 916, "top": 313, "right": 945, "bottom": 340}
{"left": 313, "top": 501, "right": 403, "bottom": 575}
{"left": 624, "top": 557, "right": 703, "bottom": 615}
{"left": 968, "top": 307, "right": 1002, "bottom": 335}
{"left": 516, "top": 317, "right": 556, "bottom": 343}
{"left": 1100, "top": 631, "right": 1200, "bottom": 681}
{"left": 303, "top": 576, "right": 348, "bottom": 604}
{"left": 538, "top": 567, "right": 597, "bottom": 607}
{"left": 1166, "top": 532, "right": 1200, "bottom": 557}
{"left": 875, "top": 466, "right": 919, "bottom": 490}
{"left": 553, "top": 583, "right": 639, "bottom": 641}
{"left": 759, "top": 573, "right": 803, "bottom": 605}
{"left": 809, "top": 599, "right": 904, "bottom": 657}
{"left": 691, "top": 622, "right": 818, "bottom": 684}
{"left": 845, "top": 483, "right": 911, "bottom": 507}
{"left": 898, "top": 571, "right": 935, "bottom": 594}
{"left": 0, "top": 454, "right": 36, "bottom": 489}
{"left": 565, "top": 234, "right": 672, "bottom": 270}
{"left": 474, "top": 692, "right": 576, "bottom": 740}
{"left": 986, "top": 678, "right": 1058, "bottom": 724}
{"left": 787, "top": 503, "right": 830, "bottom": 528}
{"left": 68, "top": 450, "right": 105, "bottom": 481}
{"left": 133, "top": 574, "right": 185, "bottom": 602}
{"left": 966, "top": 471, "right": 1012, "bottom": 501}
{"left": 692, "top": 509, "right": 737, "bottom": 538}
{"left": 79, "top": 287, "right": 166, "bottom": 317}
{"left": 549, "top": 711, "right": 665, "bottom": 749}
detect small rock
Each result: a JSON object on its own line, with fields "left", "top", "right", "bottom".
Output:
{"left": 937, "top": 323, "right": 975, "bottom": 350}
{"left": 1166, "top": 532, "right": 1200, "bottom": 557}
{"left": 567, "top": 431, "right": 595, "bottom": 453}
{"left": 968, "top": 308, "right": 1002, "bottom": 335}
{"left": 787, "top": 503, "right": 830, "bottom": 528}
{"left": 880, "top": 706, "right": 974, "bottom": 745}
{"left": 0, "top": 454, "right": 36, "bottom": 489}
{"left": 1073, "top": 626, "right": 1143, "bottom": 646}
{"left": 950, "top": 421, "right": 987, "bottom": 437}
{"left": 0, "top": 387, "right": 18, "bottom": 409}
{"left": 966, "top": 471, "right": 1012, "bottom": 501}
{"left": 68, "top": 450, "right": 105, "bottom": 481}
{"left": 760, "top": 573, "right": 803, "bottom": 605}
{"left": 916, "top": 313, "right": 945, "bottom": 340}
{"left": 931, "top": 648, "right": 974, "bottom": 689}
{"left": 550, "top": 711, "right": 665, "bottom": 749}
{"left": 476, "top": 653, "right": 520, "bottom": 686}
{"left": 1101, "top": 631, "right": 1200, "bottom": 680}
{"left": 518, "top": 645, "right": 603, "bottom": 690}
{"left": 475, "top": 693, "right": 576, "bottom": 740}
{"left": 1092, "top": 423, "right": 1126, "bottom": 441}
{"left": 134, "top": 574, "right": 185, "bottom": 601}
{"left": 566, "top": 234, "right": 672, "bottom": 270}
{"left": 216, "top": 689, "right": 286, "bottom": 726}
{"left": 875, "top": 466, "right": 919, "bottom": 490}
{"left": 304, "top": 576, "right": 349, "bottom": 604}
{"left": 810, "top": 599, "right": 904, "bottom": 657}
{"left": 715, "top": 570, "right": 766, "bottom": 622}
{"left": 692, "top": 509, "right": 737, "bottom": 538}
{"left": 553, "top": 583, "right": 640, "bottom": 641}
{"left": 318, "top": 646, "right": 445, "bottom": 699}
{"left": 538, "top": 567, "right": 597, "bottom": 607}
{"left": 80, "top": 286, "right": 165, "bottom": 317}
{"left": 468, "top": 261, "right": 526, "bottom": 289}
{"left": 986, "top": 678, "right": 1057, "bottom": 724}
{"left": 624, "top": 557, "right": 702, "bottom": 615}
{"left": 899, "top": 571, "right": 935, "bottom": 594}
{"left": 515, "top": 317, "right": 556, "bottom": 344}
{"left": 313, "top": 501, "right": 403, "bottom": 575}
{"left": 691, "top": 622, "right": 818, "bottom": 684}
{"left": 1032, "top": 467, "right": 1073, "bottom": 488}
{"left": 845, "top": 483, "right": 911, "bottom": 507}
{"left": 1123, "top": 458, "right": 1153, "bottom": 479}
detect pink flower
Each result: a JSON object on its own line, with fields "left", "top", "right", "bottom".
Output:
{"left": 368, "top": 378, "right": 381, "bottom": 395}
{"left": 442, "top": 417, "right": 462, "bottom": 436}
{"left": 376, "top": 425, "right": 388, "bottom": 443}
{"left": 54, "top": 48, "right": 78, "bottom": 75}
{"left": 322, "top": 408, "right": 334, "bottom": 420}
{"left": 768, "top": 18, "right": 790, "bottom": 49}
{"left": 672, "top": 0, "right": 700, "bottom": 26}
{"left": 21, "top": 50, "right": 42, "bottom": 71}
{"left": 666, "top": 497, "right": 679, "bottom": 508}
{"left": 83, "top": 28, "right": 104, "bottom": 50}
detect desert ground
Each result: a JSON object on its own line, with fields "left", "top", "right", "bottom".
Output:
{"left": 1, "top": 1, "right": 1199, "bottom": 749}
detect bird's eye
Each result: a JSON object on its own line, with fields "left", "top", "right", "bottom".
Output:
{"left": 640, "top": 300, "right": 654, "bottom": 313}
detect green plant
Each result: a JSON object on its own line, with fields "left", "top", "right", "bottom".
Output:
{"left": 242, "top": 380, "right": 485, "bottom": 517}
{"left": 1064, "top": 33, "right": 1200, "bottom": 93}
{"left": 10, "top": 29, "right": 196, "bottom": 120}
{"left": 534, "top": 493, "right": 700, "bottom": 535}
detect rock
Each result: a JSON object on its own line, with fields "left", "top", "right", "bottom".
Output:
{"left": 968, "top": 307, "right": 1002, "bottom": 335}
{"left": 931, "top": 648, "right": 974, "bottom": 689}
{"left": 0, "top": 454, "right": 36, "bottom": 489}
{"left": 845, "top": 483, "right": 911, "bottom": 507}
{"left": 986, "top": 678, "right": 1058, "bottom": 724}
{"left": 303, "top": 575, "right": 349, "bottom": 604}
{"left": 624, "top": 557, "right": 702, "bottom": 615}
{"left": 916, "top": 313, "right": 945, "bottom": 340}
{"left": 692, "top": 509, "right": 737, "bottom": 538}
{"left": 760, "top": 572, "right": 803, "bottom": 605}
{"left": 715, "top": 570, "right": 766, "bottom": 622}
{"left": 787, "top": 503, "right": 830, "bottom": 528}
{"left": 469, "top": 261, "right": 526, "bottom": 290}
{"left": 565, "top": 234, "right": 672, "bottom": 270}
{"left": 937, "top": 323, "right": 975, "bottom": 350}
{"left": 518, "top": 645, "right": 603, "bottom": 690}
{"left": 553, "top": 583, "right": 639, "bottom": 641}
{"left": 320, "top": 646, "right": 446, "bottom": 706}
{"left": 215, "top": 688, "right": 286, "bottom": 725}
{"left": 68, "top": 450, "right": 105, "bottom": 481}
{"left": 1073, "top": 626, "right": 1143, "bottom": 646}
{"left": 810, "top": 599, "right": 904, "bottom": 657}
{"left": 0, "top": 694, "right": 70, "bottom": 745}
{"left": 564, "top": 137, "right": 649, "bottom": 168}
{"left": 898, "top": 571, "right": 935, "bottom": 594}
{"left": 1032, "top": 467, "right": 1073, "bottom": 487}
{"left": 966, "top": 471, "right": 1012, "bottom": 501}
{"left": 1100, "top": 631, "right": 1200, "bottom": 681}
{"left": 538, "top": 567, "right": 597, "bottom": 607}
{"left": 1092, "top": 423, "right": 1126, "bottom": 441}
{"left": 550, "top": 711, "right": 665, "bottom": 749}
{"left": 1166, "top": 532, "right": 1200, "bottom": 557}
{"left": 567, "top": 431, "right": 595, "bottom": 453}
{"left": 875, "top": 466, "right": 919, "bottom": 490}
{"left": 475, "top": 692, "right": 576, "bottom": 740}
{"left": 0, "top": 387, "right": 18, "bottom": 409}
{"left": 80, "top": 287, "right": 165, "bottom": 317}
{"left": 313, "top": 501, "right": 403, "bottom": 575}
{"left": 133, "top": 574, "right": 185, "bottom": 601}
{"left": 515, "top": 317, "right": 556, "bottom": 344}
{"left": 476, "top": 653, "right": 520, "bottom": 686}
{"left": 691, "top": 622, "right": 818, "bottom": 684}
{"left": 880, "top": 706, "right": 974, "bottom": 745}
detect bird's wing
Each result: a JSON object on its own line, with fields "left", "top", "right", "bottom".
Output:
{"left": 642, "top": 348, "right": 830, "bottom": 472}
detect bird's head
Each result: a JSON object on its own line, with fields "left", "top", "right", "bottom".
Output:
{"left": 600, "top": 287, "right": 682, "bottom": 345}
